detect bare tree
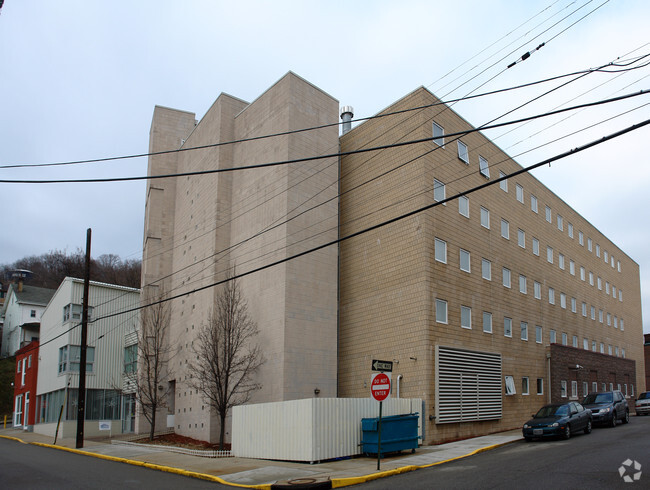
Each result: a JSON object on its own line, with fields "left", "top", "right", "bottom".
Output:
{"left": 190, "top": 275, "right": 264, "bottom": 449}
{"left": 133, "top": 286, "right": 172, "bottom": 441}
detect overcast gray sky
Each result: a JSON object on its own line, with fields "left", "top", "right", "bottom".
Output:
{"left": 1, "top": 0, "right": 648, "bottom": 333}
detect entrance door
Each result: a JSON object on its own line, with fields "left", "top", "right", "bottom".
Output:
{"left": 13, "top": 394, "right": 23, "bottom": 427}
{"left": 122, "top": 394, "right": 136, "bottom": 433}
{"left": 23, "top": 392, "right": 30, "bottom": 428}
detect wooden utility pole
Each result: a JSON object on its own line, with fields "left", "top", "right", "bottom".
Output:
{"left": 76, "top": 228, "right": 91, "bottom": 449}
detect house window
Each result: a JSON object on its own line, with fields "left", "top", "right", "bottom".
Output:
{"left": 457, "top": 140, "right": 469, "bottom": 163}
{"left": 30, "top": 310, "right": 36, "bottom": 318}
{"left": 600, "top": 343, "right": 605, "bottom": 354}
{"left": 436, "top": 299, "right": 448, "bottom": 324}
{"left": 504, "top": 317, "right": 512, "bottom": 337}
{"left": 502, "top": 268, "right": 511, "bottom": 288}
{"left": 532, "top": 238, "right": 539, "bottom": 256}
{"left": 434, "top": 179, "right": 446, "bottom": 202}
{"left": 458, "top": 195, "right": 469, "bottom": 217}
{"left": 14, "top": 394, "right": 23, "bottom": 426}
{"left": 519, "top": 275, "right": 527, "bottom": 294}
{"left": 535, "top": 325, "right": 542, "bottom": 344}
{"left": 537, "top": 378, "right": 544, "bottom": 395}
{"left": 517, "top": 229, "right": 525, "bottom": 248}
{"left": 505, "top": 376, "right": 516, "bottom": 395}
{"left": 21, "top": 359, "right": 26, "bottom": 386}
{"left": 550, "top": 329, "right": 556, "bottom": 344}
{"left": 483, "top": 312, "right": 493, "bottom": 333}
{"left": 608, "top": 345, "right": 613, "bottom": 355}
{"left": 520, "top": 322, "right": 528, "bottom": 341}
{"left": 522, "top": 377, "right": 530, "bottom": 395}
{"left": 124, "top": 344, "right": 138, "bottom": 374}
{"left": 531, "top": 195, "right": 538, "bottom": 213}
{"left": 433, "top": 121, "right": 444, "bottom": 147}
{"left": 461, "top": 306, "right": 472, "bottom": 329}
{"left": 592, "top": 341, "right": 597, "bottom": 352}
{"left": 479, "top": 156, "right": 490, "bottom": 178}
{"left": 516, "top": 184, "right": 524, "bottom": 203}
{"left": 545, "top": 206, "right": 552, "bottom": 223}
{"left": 460, "top": 249, "right": 471, "bottom": 273}
{"left": 435, "top": 238, "right": 447, "bottom": 263}
{"left": 499, "top": 171, "right": 508, "bottom": 191}
{"left": 561, "top": 380, "right": 567, "bottom": 398}
{"left": 482, "top": 258, "right": 492, "bottom": 280}
{"left": 501, "top": 219, "right": 509, "bottom": 239}
{"left": 534, "top": 281, "right": 541, "bottom": 299}
{"left": 28, "top": 355, "right": 32, "bottom": 368}
{"left": 480, "top": 207, "right": 490, "bottom": 228}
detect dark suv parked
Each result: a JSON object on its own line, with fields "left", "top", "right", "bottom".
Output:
{"left": 582, "top": 391, "right": 629, "bottom": 426}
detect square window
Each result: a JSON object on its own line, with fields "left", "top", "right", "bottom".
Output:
{"left": 537, "top": 378, "right": 544, "bottom": 395}
{"left": 519, "top": 275, "right": 527, "bottom": 294}
{"left": 435, "top": 299, "right": 448, "bottom": 324}
{"left": 522, "top": 377, "right": 530, "bottom": 395}
{"left": 545, "top": 206, "right": 552, "bottom": 223}
{"left": 460, "top": 249, "right": 471, "bottom": 272}
{"left": 433, "top": 122, "right": 444, "bottom": 147}
{"left": 518, "top": 229, "right": 525, "bottom": 248}
{"left": 504, "top": 317, "right": 512, "bottom": 337}
{"left": 532, "top": 238, "right": 539, "bottom": 256}
{"left": 481, "top": 258, "right": 492, "bottom": 280}
{"left": 461, "top": 306, "right": 472, "bottom": 329}
{"left": 483, "top": 312, "right": 493, "bottom": 333}
{"left": 547, "top": 246, "right": 553, "bottom": 263}
{"left": 505, "top": 375, "right": 516, "bottom": 395}
{"left": 501, "top": 219, "right": 509, "bottom": 239}
{"left": 457, "top": 140, "right": 469, "bottom": 163}
{"left": 520, "top": 322, "right": 528, "bottom": 341}
{"left": 531, "top": 195, "right": 538, "bottom": 213}
{"left": 479, "top": 156, "right": 490, "bottom": 178}
{"left": 516, "top": 184, "right": 524, "bottom": 203}
{"left": 480, "top": 207, "right": 490, "bottom": 229}
{"left": 458, "top": 195, "right": 469, "bottom": 218}
{"left": 534, "top": 281, "right": 541, "bottom": 299}
{"left": 535, "top": 325, "right": 542, "bottom": 343}
{"left": 502, "top": 268, "right": 511, "bottom": 288}
{"left": 499, "top": 171, "right": 508, "bottom": 191}
{"left": 434, "top": 179, "right": 446, "bottom": 202}
{"left": 435, "top": 238, "right": 447, "bottom": 263}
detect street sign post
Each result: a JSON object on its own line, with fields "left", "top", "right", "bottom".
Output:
{"left": 371, "top": 372, "right": 391, "bottom": 470}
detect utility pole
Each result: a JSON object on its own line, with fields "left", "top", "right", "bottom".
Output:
{"left": 76, "top": 228, "right": 92, "bottom": 449}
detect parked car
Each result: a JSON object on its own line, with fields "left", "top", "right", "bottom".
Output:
{"left": 581, "top": 391, "right": 629, "bottom": 426}
{"left": 635, "top": 392, "right": 650, "bottom": 416}
{"left": 523, "top": 402, "right": 592, "bottom": 441}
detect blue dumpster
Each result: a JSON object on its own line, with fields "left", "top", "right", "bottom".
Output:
{"left": 361, "top": 413, "right": 419, "bottom": 457}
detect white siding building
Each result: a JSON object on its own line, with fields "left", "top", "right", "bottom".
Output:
{"left": 35, "top": 277, "right": 140, "bottom": 438}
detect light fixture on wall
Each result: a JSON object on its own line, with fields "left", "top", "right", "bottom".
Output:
{"left": 314, "top": 388, "right": 320, "bottom": 396}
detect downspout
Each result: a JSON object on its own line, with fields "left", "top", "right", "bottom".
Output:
{"left": 397, "top": 375, "right": 403, "bottom": 399}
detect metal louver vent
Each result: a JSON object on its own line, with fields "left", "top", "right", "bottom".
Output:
{"left": 435, "top": 345, "right": 502, "bottom": 424}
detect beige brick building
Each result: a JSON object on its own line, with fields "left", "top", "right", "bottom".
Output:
{"left": 142, "top": 74, "right": 644, "bottom": 444}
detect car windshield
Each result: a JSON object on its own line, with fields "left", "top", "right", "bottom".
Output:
{"left": 535, "top": 405, "right": 568, "bottom": 418}
{"left": 583, "top": 393, "right": 613, "bottom": 404}
{"left": 639, "top": 392, "right": 650, "bottom": 400}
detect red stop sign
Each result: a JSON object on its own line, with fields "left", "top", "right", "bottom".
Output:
{"left": 371, "top": 372, "right": 391, "bottom": 401}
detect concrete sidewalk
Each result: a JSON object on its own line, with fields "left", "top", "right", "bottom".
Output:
{"left": 0, "top": 427, "right": 522, "bottom": 488}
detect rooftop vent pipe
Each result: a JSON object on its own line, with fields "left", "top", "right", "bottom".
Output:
{"left": 340, "top": 106, "right": 354, "bottom": 135}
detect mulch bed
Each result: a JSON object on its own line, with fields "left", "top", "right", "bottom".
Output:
{"left": 135, "top": 433, "right": 231, "bottom": 451}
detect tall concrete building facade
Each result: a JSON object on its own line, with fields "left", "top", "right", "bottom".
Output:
{"left": 143, "top": 74, "right": 644, "bottom": 444}
{"left": 142, "top": 73, "right": 340, "bottom": 441}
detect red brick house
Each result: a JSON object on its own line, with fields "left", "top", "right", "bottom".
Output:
{"left": 13, "top": 340, "right": 39, "bottom": 428}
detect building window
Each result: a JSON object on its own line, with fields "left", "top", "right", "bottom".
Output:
{"left": 620, "top": 319, "right": 624, "bottom": 331}
{"left": 480, "top": 206, "right": 490, "bottom": 229}
{"left": 58, "top": 345, "right": 95, "bottom": 374}
{"left": 520, "top": 322, "right": 528, "bottom": 341}
{"left": 557, "top": 214, "right": 563, "bottom": 231}
{"left": 604, "top": 250, "right": 608, "bottom": 263}
{"left": 596, "top": 244, "right": 600, "bottom": 257}
{"left": 535, "top": 325, "right": 542, "bottom": 344}
{"left": 534, "top": 281, "right": 541, "bottom": 299}
{"left": 436, "top": 299, "right": 448, "bottom": 324}
{"left": 591, "top": 306, "right": 596, "bottom": 320}
{"left": 605, "top": 281, "right": 610, "bottom": 294}
{"left": 505, "top": 376, "right": 516, "bottom": 395}
{"left": 560, "top": 293, "right": 566, "bottom": 309}
{"left": 562, "top": 332, "right": 568, "bottom": 345}
{"left": 435, "top": 238, "right": 447, "bottom": 263}
{"left": 531, "top": 195, "right": 538, "bottom": 213}
{"left": 582, "top": 302, "right": 587, "bottom": 317}
{"left": 617, "top": 260, "right": 621, "bottom": 272}
{"left": 499, "top": 171, "right": 508, "bottom": 191}
{"left": 63, "top": 304, "right": 93, "bottom": 323}
{"left": 532, "top": 238, "right": 539, "bottom": 256}
{"left": 537, "top": 378, "right": 544, "bottom": 395}
{"left": 569, "top": 259, "right": 575, "bottom": 275}
{"left": 547, "top": 246, "right": 553, "bottom": 264}
{"left": 571, "top": 297, "right": 577, "bottom": 313}
{"left": 608, "top": 345, "right": 613, "bottom": 355}
{"left": 619, "top": 290, "right": 623, "bottom": 302}
{"left": 579, "top": 231, "right": 584, "bottom": 245}
{"left": 568, "top": 222, "right": 573, "bottom": 238}
{"left": 479, "top": 156, "right": 490, "bottom": 178}
{"left": 483, "top": 312, "right": 493, "bottom": 333}
{"left": 614, "top": 316, "right": 618, "bottom": 328}
{"left": 592, "top": 341, "right": 597, "bottom": 352}
{"left": 558, "top": 254, "right": 565, "bottom": 270}
{"left": 516, "top": 184, "right": 524, "bottom": 203}
{"left": 460, "top": 249, "right": 471, "bottom": 272}
{"left": 600, "top": 343, "right": 605, "bottom": 354}
{"left": 28, "top": 355, "right": 32, "bottom": 368}
{"left": 517, "top": 229, "right": 525, "bottom": 248}
{"left": 548, "top": 287, "right": 555, "bottom": 305}
{"left": 599, "top": 309, "right": 604, "bottom": 323}
{"left": 583, "top": 382, "right": 589, "bottom": 397}
{"left": 502, "top": 268, "right": 511, "bottom": 288}
{"left": 482, "top": 258, "right": 492, "bottom": 280}
{"left": 607, "top": 313, "right": 611, "bottom": 326}
{"left": 434, "top": 179, "right": 446, "bottom": 202}
{"left": 572, "top": 335, "right": 578, "bottom": 348}
{"left": 591, "top": 273, "right": 595, "bottom": 287}
{"left": 545, "top": 206, "right": 552, "bottom": 223}
{"left": 587, "top": 238, "right": 593, "bottom": 251}
{"left": 461, "top": 306, "right": 472, "bottom": 329}
{"left": 583, "top": 338, "right": 589, "bottom": 350}
{"left": 571, "top": 381, "right": 578, "bottom": 399}
{"left": 550, "top": 329, "right": 556, "bottom": 344}
{"left": 522, "top": 377, "right": 530, "bottom": 395}
{"left": 580, "top": 266, "right": 585, "bottom": 281}
{"left": 433, "top": 121, "right": 444, "bottom": 147}
{"left": 561, "top": 380, "right": 567, "bottom": 398}
{"left": 501, "top": 219, "right": 509, "bottom": 239}
{"left": 519, "top": 275, "right": 527, "bottom": 294}
{"left": 457, "top": 140, "right": 469, "bottom": 163}
{"left": 504, "top": 317, "right": 512, "bottom": 337}
{"left": 124, "top": 344, "right": 138, "bottom": 374}
{"left": 459, "top": 195, "right": 469, "bottom": 218}
{"left": 30, "top": 310, "right": 36, "bottom": 318}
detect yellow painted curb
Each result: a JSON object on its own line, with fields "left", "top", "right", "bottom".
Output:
{"left": 0, "top": 434, "right": 28, "bottom": 444}
{"left": 331, "top": 439, "right": 520, "bottom": 488}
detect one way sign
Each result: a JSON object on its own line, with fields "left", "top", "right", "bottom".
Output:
{"left": 371, "top": 359, "right": 393, "bottom": 372}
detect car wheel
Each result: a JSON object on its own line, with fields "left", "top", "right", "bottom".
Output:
{"left": 584, "top": 420, "right": 592, "bottom": 434}
{"left": 610, "top": 414, "right": 617, "bottom": 427}
{"left": 622, "top": 410, "right": 629, "bottom": 424}
{"left": 563, "top": 425, "right": 571, "bottom": 440}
